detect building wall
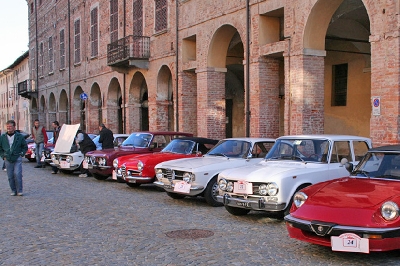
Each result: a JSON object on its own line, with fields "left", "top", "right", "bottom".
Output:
{"left": 26, "top": 0, "right": 400, "bottom": 146}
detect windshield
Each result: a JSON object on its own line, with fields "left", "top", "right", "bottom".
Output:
{"left": 92, "top": 135, "right": 102, "bottom": 150}
{"left": 162, "top": 139, "right": 195, "bottom": 154}
{"left": 265, "top": 138, "right": 329, "bottom": 163}
{"left": 207, "top": 140, "right": 251, "bottom": 158}
{"left": 122, "top": 133, "right": 152, "bottom": 148}
{"left": 352, "top": 152, "right": 400, "bottom": 180}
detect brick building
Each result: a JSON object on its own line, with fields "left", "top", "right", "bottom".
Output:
{"left": 26, "top": 0, "right": 400, "bottom": 145}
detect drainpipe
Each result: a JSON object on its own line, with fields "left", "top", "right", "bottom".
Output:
{"left": 245, "top": 0, "right": 250, "bottom": 137}
{"left": 67, "top": 0, "right": 72, "bottom": 124}
{"left": 35, "top": 0, "right": 39, "bottom": 121}
{"left": 123, "top": 0, "right": 127, "bottom": 133}
{"left": 175, "top": 0, "right": 179, "bottom": 131}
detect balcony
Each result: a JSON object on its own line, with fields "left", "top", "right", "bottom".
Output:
{"left": 18, "top": 79, "right": 37, "bottom": 99}
{"left": 107, "top": 36, "right": 150, "bottom": 69}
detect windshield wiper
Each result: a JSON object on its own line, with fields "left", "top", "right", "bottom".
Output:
{"left": 354, "top": 170, "right": 369, "bottom": 177}
{"left": 209, "top": 153, "right": 228, "bottom": 158}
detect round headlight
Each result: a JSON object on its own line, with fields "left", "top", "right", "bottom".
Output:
{"left": 381, "top": 201, "right": 399, "bottom": 221}
{"left": 85, "top": 156, "right": 90, "bottom": 163}
{"left": 98, "top": 158, "right": 106, "bottom": 166}
{"left": 137, "top": 161, "right": 144, "bottom": 171}
{"left": 155, "top": 169, "right": 163, "bottom": 180}
{"left": 66, "top": 156, "right": 72, "bottom": 163}
{"left": 267, "top": 182, "right": 279, "bottom": 196}
{"left": 113, "top": 159, "right": 118, "bottom": 168}
{"left": 259, "top": 184, "right": 268, "bottom": 196}
{"left": 218, "top": 178, "right": 227, "bottom": 191}
{"left": 183, "top": 172, "right": 193, "bottom": 183}
{"left": 51, "top": 154, "right": 56, "bottom": 160}
{"left": 226, "top": 182, "right": 234, "bottom": 192}
{"left": 293, "top": 192, "right": 308, "bottom": 208}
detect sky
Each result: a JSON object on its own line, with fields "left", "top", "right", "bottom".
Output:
{"left": 0, "top": 0, "right": 29, "bottom": 71}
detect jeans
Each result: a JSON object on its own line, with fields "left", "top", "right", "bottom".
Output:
{"left": 5, "top": 157, "right": 23, "bottom": 194}
{"left": 35, "top": 142, "right": 44, "bottom": 166}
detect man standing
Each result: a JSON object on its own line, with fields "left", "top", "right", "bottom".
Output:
{"left": 0, "top": 120, "right": 28, "bottom": 196}
{"left": 98, "top": 123, "right": 114, "bottom": 150}
{"left": 76, "top": 130, "right": 96, "bottom": 177}
{"left": 51, "top": 121, "right": 61, "bottom": 174}
{"left": 31, "top": 119, "right": 48, "bottom": 168}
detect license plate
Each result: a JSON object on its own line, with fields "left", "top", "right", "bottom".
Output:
{"left": 236, "top": 201, "right": 251, "bottom": 207}
{"left": 82, "top": 161, "right": 88, "bottom": 169}
{"left": 331, "top": 233, "right": 369, "bottom": 253}
{"left": 233, "top": 181, "right": 253, "bottom": 194}
{"left": 173, "top": 181, "right": 191, "bottom": 193}
{"left": 87, "top": 164, "right": 93, "bottom": 169}
{"left": 164, "top": 184, "right": 172, "bottom": 189}
{"left": 112, "top": 170, "right": 117, "bottom": 180}
{"left": 31, "top": 153, "right": 35, "bottom": 158}
{"left": 40, "top": 155, "right": 45, "bottom": 162}
{"left": 60, "top": 161, "right": 70, "bottom": 169}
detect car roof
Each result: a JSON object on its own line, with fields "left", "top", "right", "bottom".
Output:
{"left": 277, "top": 134, "right": 371, "bottom": 141}
{"left": 220, "top": 137, "right": 275, "bottom": 142}
{"left": 174, "top": 137, "right": 219, "bottom": 145}
{"left": 369, "top": 145, "right": 400, "bottom": 152}
{"left": 128, "top": 131, "right": 192, "bottom": 135}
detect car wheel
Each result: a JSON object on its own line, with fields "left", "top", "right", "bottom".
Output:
{"left": 225, "top": 205, "right": 250, "bottom": 216}
{"left": 93, "top": 173, "right": 109, "bottom": 180}
{"left": 166, "top": 192, "right": 186, "bottom": 199}
{"left": 127, "top": 183, "right": 141, "bottom": 188}
{"left": 204, "top": 176, "right": 223, "bottom": 207}
{"left": 116, "top": 177, "right": 125, "bottom": 183}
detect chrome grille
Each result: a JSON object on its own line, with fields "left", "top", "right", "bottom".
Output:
{"left": 166, "top": 169, "right": 174, "bottom": 180}
{"left": 121, "top": 165, "right": 126, "bottom": 177}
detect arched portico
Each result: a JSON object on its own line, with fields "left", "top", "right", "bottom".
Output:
{"left": 59, "top": 90, "right": 69, "bottom": 125}
{"left": 72, "top": 86, "right": 85, "bottom": 130}
{"left": 88, "top": 83, "right": 102, "bottom": 133}
{"left": 127, "top": 72, "right": 148, "bottom": 132}
{"left": 49, "top": 93, "right": 57, "bottom": 127}
{"left": 156, "top": 65, "right": 174, "bottom": 131}
{"left": 106, "top": 78, "right": 123, "bottom": 133}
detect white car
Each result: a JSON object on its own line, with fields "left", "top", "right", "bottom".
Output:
{"left": 216, "top": 135, "right": 372, "bottom": 217}
{"left": 154, "top": 138, "right": 276, "bottom": 206}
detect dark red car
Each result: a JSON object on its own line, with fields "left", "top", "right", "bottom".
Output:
{"left": 84, "top": 131, "right": 193, "bottom": 180}
{"left": 114, "top": 137, "right": 218, "bottom": 186}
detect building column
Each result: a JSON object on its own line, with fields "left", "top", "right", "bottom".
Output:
{"left": 249, "top": 57, "right": 280, "bottom": 138}
{"left": 196, "top": 68, "right": 226, "bottom": 139}
{"left": 178, "top": 71, "right": 197, "bottom": 135}
{"left": 284, "top": 52, "right": 325, "bottom": 135}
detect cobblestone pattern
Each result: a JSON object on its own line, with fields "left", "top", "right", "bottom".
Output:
{"left": 0, "top": 161, "right": 399, "bottom": 265}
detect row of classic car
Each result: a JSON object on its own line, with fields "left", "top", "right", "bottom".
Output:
{"left": 30, "top": 126, "right": 400, "bottom": 253}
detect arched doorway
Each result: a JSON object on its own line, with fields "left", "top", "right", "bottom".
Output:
{"left": 72, "top": 86, "right": 85, "bottom": 130}
{"left": 89, "top": 83, "right": 102, "bottom": 133}
{"left": 107, "top": 78, "right": 123, "bottom": 133}
{"left": 128, "top": 72, "right": 149, "bottom": 132}
{"left": 59, "top": 90, "right": 69, "bottom": 125}
{"left": 49, "top": 92, "right": 57, "bottom": 126}
{"left": 157, "top": 65, "right": 174, "bottom": 131}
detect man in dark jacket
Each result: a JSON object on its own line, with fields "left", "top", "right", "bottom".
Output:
{"left": 76, "top": 130, "right": 96, "bottom": 177}
{"left": 98, "top": 124, "right": 114, "bottom": 150}
{"left": 0, "top": 120, "right": 28, "bottom": 196}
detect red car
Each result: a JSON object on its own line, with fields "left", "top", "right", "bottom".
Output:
{"left": 25, "top": 131, "right": 54, "bottom": 162}
{"left": 285, "top": 145, "right": 400, "bottom": 253}
{"left": 114, "top": 137, "right": 219, "bottom": 187}
{"left": 84, "top": 131, "right": 193, "bottom": 180}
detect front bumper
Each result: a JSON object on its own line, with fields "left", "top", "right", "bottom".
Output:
{"left": 216, "top": 193, "right": 286, "bottom": 211}
{"left": 154, "top": 180, "right": 204, "bottom": 195}
{"left": 124, "top": 175, "right": 154, "bottom": 184}
{"left": 285, "top": 214, "right": 400, "bottom": 252}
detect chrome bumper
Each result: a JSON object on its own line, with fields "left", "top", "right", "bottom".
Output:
{"left": 216, "top": 194, "right": 286, "bottom": 211}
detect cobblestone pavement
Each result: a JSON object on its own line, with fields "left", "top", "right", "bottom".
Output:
{"left": 1, "top": 160, "right": 400, "bottom": 265}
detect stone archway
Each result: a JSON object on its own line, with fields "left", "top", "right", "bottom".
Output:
{"left": 156, "top": 65, "right": 174, "bottom": 131}
{"left": 89, "top": 83, "right": 102, "bottom": 133}
{"left": 59, "top": 90, "right": 69, "bottom": 125}
{"left": 127, "top": 72, "right": 148, "bottom": 132}
{"left": 106, "top": 78, "right": 123, "bottom": 133}
{"left": 39, "top": 95, "right": 46, "bottom": 126}
{"left": 72, "top": 86, "right": 85, "bottom": 130}
{"left": 300, "top": 0, "right": 371, "bottom": 137}
{"left": 200, "top": 24, "right": 245, "bottom": 138}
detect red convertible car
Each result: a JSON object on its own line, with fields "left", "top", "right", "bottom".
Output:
{"left": 84, "top": 131, "right": 193, "bottom": 180}
{"left": 114, "top": 137, "right": 219, "bottom": 187}
{"left": 285, "top": 145, "right": 400, "bottom": 253}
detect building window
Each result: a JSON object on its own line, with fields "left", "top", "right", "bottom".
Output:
{"left": 332, "top": 63, "right": 348, "bottom": 106}
{"left": 110, "top": 0, "right": 118, "bottom": 43}
{"left": 39, "top": 42, "right": 44, "bottom": 77}
{"left": 133, "top": 0, "right": 143, "bottom": 36}
{"left": 91, "top": 7, "right": 99, "bottom": 57}
{"left": 155, "top": 0, "right": 167, "bottom": 32}
{"left": 48, "top": 36, "right": 54, "bottom": 73}
{"left": 74, "top": 19, "right": 81, "bottom": 64}
{"left": 60, "top": 29, "right": 65, "bottom": 69}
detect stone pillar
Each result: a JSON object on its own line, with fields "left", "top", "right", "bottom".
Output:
{"left": 196, "top": 68, "right": 226, "bottom": 139}
{"left": 125, "top": 103, "right": 142, "bottom": 133}
{"left": 178, "top": 71, "right": 197, "bottom": 135}
{"left": 249, "top": 57, "right": 280, "bottom": 138}
{"left": 285, "top": 52, "right": 325, "bottom": 135}
{"left": 370, "top": 34, "right": 400, "bottom": 146}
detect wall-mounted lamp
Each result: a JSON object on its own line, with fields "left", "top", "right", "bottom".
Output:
{"left": 279, "top": 84, "right": 285, "bottom": 99}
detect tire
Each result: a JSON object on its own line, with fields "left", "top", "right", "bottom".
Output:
{"left": 204, "top": 176, "right": 223, "bottom": 207}
{"left": 225, "top": 205, "right": 251, "bottom": 216}
{"left": 127, "top": 183, "right": 141, "bottom": 188}
{"left": 166, "top": 192, "right": 186, "bottom": 199}
{"left": 93, "top": 173, "right": 109, "bottom": 180}
{"left": 116, "top": 177, "right": 125, "bottom": 183}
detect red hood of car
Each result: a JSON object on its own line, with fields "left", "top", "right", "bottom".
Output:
{"left": 292, "top": 177, "right": 400, "bottom": 227}
{"left": 118, "top": 152, "right": 192, "bottom": 166}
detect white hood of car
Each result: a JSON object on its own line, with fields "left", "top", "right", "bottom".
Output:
{"left": 219, "top": 160, "right": 326, "bottom": 182}
{"left": 54, "top": 124, "right": 80, "bottom": 153}
{"left": 157, "top": 156, "right": 251, "bottom": 171}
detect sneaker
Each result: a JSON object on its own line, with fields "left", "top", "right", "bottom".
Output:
{"left": 79, "top": 174, "right": 88, "bottom": 178}
{"left": 10, "top": 192, "right": 16, "bottom": 196}
{"left": 3, "top": 168, "right": 6, "bottom": 171}
{"left": 17, "top": 193, "right": 23, "bottom": 196}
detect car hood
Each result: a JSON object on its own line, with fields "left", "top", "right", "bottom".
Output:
{"left": 54, "top": 124, "right": 80, "bottom": 153}
{"left": 292, "top": 178, "right": 400, "bottom": 226}
{"left": 157, "top": 156, "right": 249, "bottom": 170}
{"left": 219, "top": 160, "right": 323, "bottom": 181}
{"left": 118, "top": 152, "right": 186, "bottom": 165}
{"left": 86, "top": 146, "right": 138, "bottom": 157}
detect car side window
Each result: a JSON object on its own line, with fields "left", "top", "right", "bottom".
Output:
{"left": 153, "top": 135, "right": 167, "bottom": 149}
{"left": 353, "top": 141, "right": 369, "bottom": 161}
{"left": 330, "top": 141, "right": 351, "bottom": 163}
